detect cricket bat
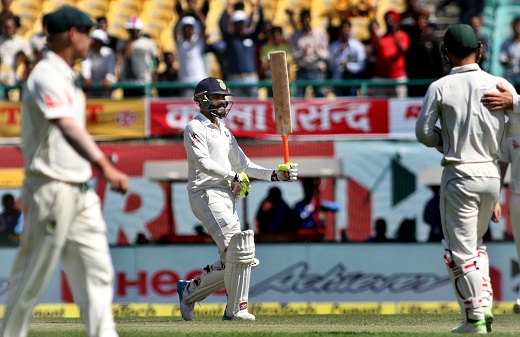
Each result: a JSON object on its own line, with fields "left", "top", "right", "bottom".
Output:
{"left": 269, "top": 51, "right": 292, "bottom": 164}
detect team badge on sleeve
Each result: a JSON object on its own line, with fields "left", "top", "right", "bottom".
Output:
{"left": 44, "top": 94, "right": 63, "bottom": 108}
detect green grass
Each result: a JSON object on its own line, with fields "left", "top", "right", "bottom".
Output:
{"left": 27, "top": 314, "right": 520, "bottom": 336}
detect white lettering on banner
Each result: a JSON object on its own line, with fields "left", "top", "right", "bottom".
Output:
{"left": 104, "top": 178, "right": 165, "bottom": 243}
{"left": 249, "top": 262, "right": 450, "bottom": 296}
{"left": 331, "top": 102, "right": 371, "bottom": 132}
{"left": 296, "top": 102, "right": 371, "bottom": 132}
{"left": 226, "top": 105, "right": 268, "bottom": 131}
{"left": 164, "top": 105, "right": 197, "bottom": 129}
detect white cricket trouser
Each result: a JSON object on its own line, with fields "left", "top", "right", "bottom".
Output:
{"left": 440, "top": 172, "right": 500, "bottom": 265}
{"left": 0, "top": 177, "right": 118, "bottom": 337}
{"left": 440, "top": 165, "right": 499, "bottom": 320}
{"left": 510, "top": 193, "right": 520, "bottom": 303}
{"left": 188, "top": 188, "right": 242, "bottom": 259}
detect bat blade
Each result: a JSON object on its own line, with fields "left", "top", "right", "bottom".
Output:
{"left": 269, "top": 51, "right": 292, "bottom": 163}
{"left": 269, "top": 51, "right": 292, "bottom": 136}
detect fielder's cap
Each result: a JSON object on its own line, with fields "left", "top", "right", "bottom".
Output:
{"left": 125, "top": 16, "right": 143, "bottom": 30}
{"left": 230, "top": 10, "right": 247, "bottom": 23}
{"left": 443, "top": 24, "right": 479, "bottom": 51}
{"left": 194, "top": 77, "right": 233, "bottom": 97}
{"left": 46, "top": 6, "right": 95, "bottom": 34}
{"left": 180, "top": 16, "right": 197, "bottom": 27}
{"left": 90, "top": 29, "right": 109, "bottom": 44}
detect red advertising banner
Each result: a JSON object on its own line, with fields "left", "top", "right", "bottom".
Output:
{"left": 148, "top": 98, "right": 389, "bottom": 138}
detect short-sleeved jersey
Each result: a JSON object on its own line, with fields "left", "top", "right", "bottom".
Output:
{"left": 416, "top": 64, "right": 514, "bottom": 169}
{"left": 21, "top": 51, "right": 91, "bottom": 183}
{"left": 374, "top": 31, "right": 409, "bottom": 79}
{"left": 184, "top": 113, "right": 271, "bottom": 191}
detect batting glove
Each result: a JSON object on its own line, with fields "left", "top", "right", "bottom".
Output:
{"left": 233, "top": 172, "right": 251, "bottom": 198}
{"left": 276, "top": 163, "right": 298, "bottom": 181}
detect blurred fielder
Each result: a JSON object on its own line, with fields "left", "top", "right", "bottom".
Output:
{"left": 482, "top": 83, "right": 520, "bottom": 314}
{"left": 0, "top": 6, "right": 128, "bottom": 337}
{"left": 178, "top": 77, "right": 298, "bottom": 320}
{"left": 416, "top": 24, "right": 518, "bottom": 334}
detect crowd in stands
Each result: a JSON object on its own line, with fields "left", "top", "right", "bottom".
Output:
{"left": 0, "top": 0, "right": 507, "bottom": 100}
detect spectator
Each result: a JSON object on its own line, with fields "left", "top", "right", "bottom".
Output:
{"left": 175, "top": 0, "right": 210, "bottom": 25}
{"left": 423, "top": 186, "right": 443, "bottom": 242}
{"left": 371, "top": 10, "right": 409, "bottom": 98}
{"left": 395, "top": 218, "right": 416, "bottom": 242}
{"left": 400, "top": 0, "right": 419, "bottom": 34}
{"left": 293, "top": 178, "right": 324, "bottom": 233}
{"left": 256, "top": 19, "right": 272, "bottom": 81}
{"left": 365, "top": 218, "right": 392, "bottom": 242}
{"left": 135, "top": 231, "right": 151, "bottom": 244}
{"left": 219, "top": 2, "right": 264, "bottom": 97}
{"left": 156, "top": 51, "right": 180, "bottom": 97}
{"left": 405, "top": 8, "right": 444, "bottom": 97}
{"left": 29, "top": 13, "right": 50, "bottom": 58}
{"left": 95, "top": 16, "right": 118, "bottom": 52}
{"left": 0, "top": 193, "right": 23, "bottom": 245}
{"left": 436, "top": 0, "right": 484, "bottom": 25}
{"left": 81, "top": 29, "right": 116, "bottom": 98}
{"left": 0, "top": 0, "right": 18, "bottom": 28}
{"left": 469, "top": 15, "right": 488, "bottom": 71}
{"left": 359, "top": 20, "right": 380, "bottom": 80}
{"left": 328, "top": 19, "right": 366, "bottom": 96}
{"left": 117, "top": 16, "right": 159, "bottom": 97}
{"left": 288, "top": 9, "right": 329, "bottom": 98}
{"left": 0, "top": 15, "right": 32, "bottom": 88}
{"left": 255, "top": 186, "right": 298, "bottom": 234}
{"left": 259, "top": 25, "right": 292, "bottom": 96}
{"left": 499, "top": 17, "right": 520, "bottom": 93}
{"left": 175, "top": 15, "right": 208, "bottom": 97}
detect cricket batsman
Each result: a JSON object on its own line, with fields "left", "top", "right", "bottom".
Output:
{"left": 177, "top": 77, "right": 298, "bottom": 321}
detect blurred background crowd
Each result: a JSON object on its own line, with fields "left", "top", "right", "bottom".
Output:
{"left": 0, "top": 0, "right": 514, "bottom": 100}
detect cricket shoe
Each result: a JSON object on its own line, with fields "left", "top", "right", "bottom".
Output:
{"left": 513, "top": 303, "right": 520, "bottom": 314}
{"left": 483, "top": 307, "right": 493, "bottom": 333}
{"left": 177, "top": 280, "right": 194, "bottom": 321}
{"left": 451, "top": 320, "right": 487, "bottom": 334}
{"left": 222, "top": 308, "right": 256, "bottom": 321}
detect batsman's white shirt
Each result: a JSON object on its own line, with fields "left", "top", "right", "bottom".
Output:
{"left": 184, "top": 113, "right": 272, "bottom": 192}
{"left": 184, "top": 112, "right": 272, "bottom": 254}
{"left": 22, "top": 50, "right": 91, "bottom": 183}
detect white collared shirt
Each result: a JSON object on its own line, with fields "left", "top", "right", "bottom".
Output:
{"left": 81, "top": 46, "right": 116, "bottom": 83}
{"left": 416, "top": 63, "right": 514, "bottom": 170}
{"left": 21, "top": 51, "right": 91, "bottom": 183}
{"left": 184, "top": 113, "right": 272, "bottom": 191}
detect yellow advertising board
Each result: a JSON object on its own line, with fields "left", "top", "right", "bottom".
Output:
{"left": 0, "top": 99, "right": 146, "bottom": 140}
{"left": 0, "top": 168, "right": 24, "bottom": 187}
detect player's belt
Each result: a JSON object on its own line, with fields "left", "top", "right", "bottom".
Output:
{"left": 78, "top": 182, "right": 90, "bottom": 192}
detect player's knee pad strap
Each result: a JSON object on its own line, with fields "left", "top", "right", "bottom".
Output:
{"left": 184, "top": 260, "right": 225, "bottom": 303}
{"left": 225, "top": 230, "right": 255, "bottom": 316}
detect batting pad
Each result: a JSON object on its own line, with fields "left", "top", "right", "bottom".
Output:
{"left": 224, "top": 230, "right": 255, "bottom": 317}
{"left": 477, "top": 247, "right": 493, "bottom": 308}
{"left": 183, "top": 260, "right": 225, "bottom": 303}
{"left": 444, "top": 255, "right": 484, "bottom": 322}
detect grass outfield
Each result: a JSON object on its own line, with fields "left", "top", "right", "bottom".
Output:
{"left": 28, "top": 314, "right": 520, "bottom": 336}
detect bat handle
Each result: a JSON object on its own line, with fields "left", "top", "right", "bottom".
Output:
{"left": 282, "top": 134, "right": 290, "bottom": 164}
